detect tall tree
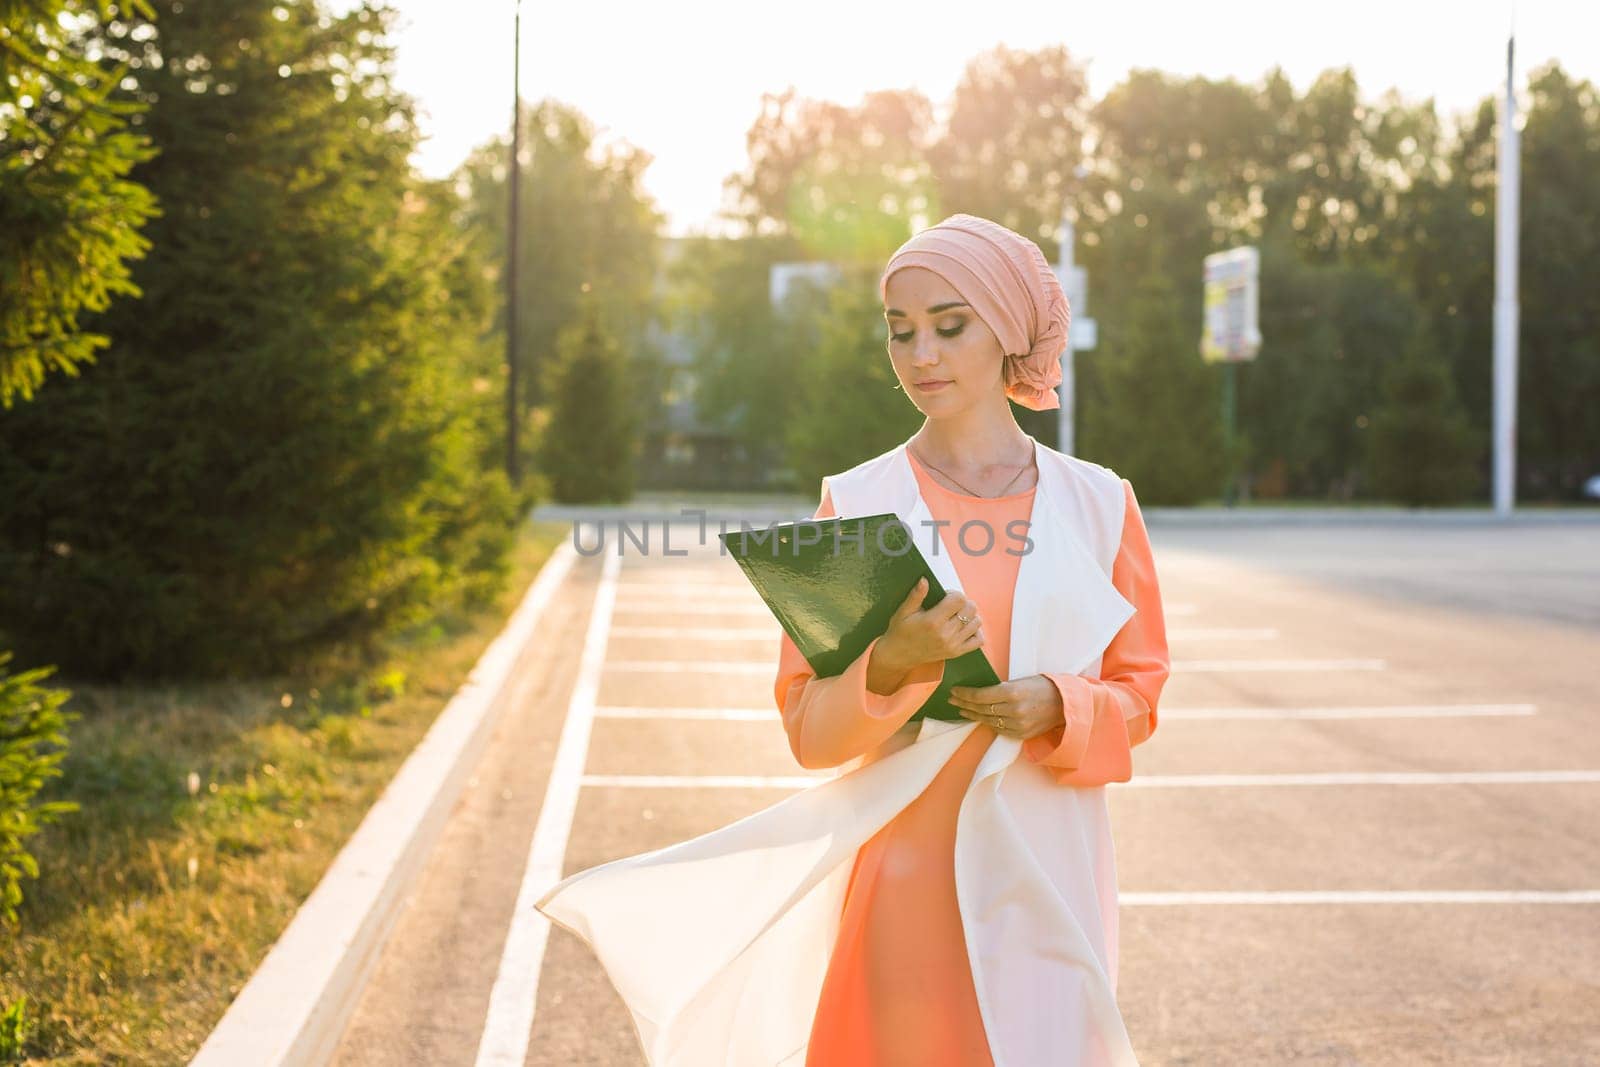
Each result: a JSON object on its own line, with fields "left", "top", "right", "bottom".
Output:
{"left": 1515, "top": 64, "right": 1600, "bottom": 496}
{"left": 0, "top": 0, "right": 518, "bottom": 679}
{"left": 453, "top": 98, "right": 663, "bottom": 427}
{"left": 721, "top": 86, "right": 935, "bottom": 260}
{"left": 928, "top": 43, "right": 1094, "bottom": 245}
{"left": 1386, "top": 91, "right": 1495, "bottom": 456}
{"left": 0, "top": 0, "right": 159, "bottom": 406}
{"left": 0, "top": 0, "right": 158, "bottom": 933}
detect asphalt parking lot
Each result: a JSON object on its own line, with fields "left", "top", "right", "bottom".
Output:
{"left": 331, "top": 513, "right": 1600, "bottom": 1066}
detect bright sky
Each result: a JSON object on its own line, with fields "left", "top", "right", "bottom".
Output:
{"left": 360, "top": 0, "right": 1594, "bottom": 238}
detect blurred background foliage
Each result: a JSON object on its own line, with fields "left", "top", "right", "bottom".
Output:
{"left": 676, "top": 47, "right": 1598, "bottom": 509}
{"left": 2, "top": 5, "right": 1597, "bottom": 684}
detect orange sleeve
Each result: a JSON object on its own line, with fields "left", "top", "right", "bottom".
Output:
{"left": 773, "top": 487, "right": 946, "bottom": 770}
{"left": 1021, "top": 478, "right": 1171, "bottom": 786}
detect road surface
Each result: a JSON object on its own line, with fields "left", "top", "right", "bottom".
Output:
{"left": 330, "top": 515, "right": 1600, "bottom": 1066}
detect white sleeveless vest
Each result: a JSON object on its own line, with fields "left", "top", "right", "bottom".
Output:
{"left": 536, "top": 434, "right": 1143, "bottom": 1067}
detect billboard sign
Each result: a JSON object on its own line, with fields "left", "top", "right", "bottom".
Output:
{"left": 1201, "top": 246, "right": 1261, "bottom": 363}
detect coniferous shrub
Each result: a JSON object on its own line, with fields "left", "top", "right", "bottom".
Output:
{"left": 0, "top": 653, "right": 80, "bottom": 930}
{"left": 536, "top": 300, "right": 640, "bottom": 503}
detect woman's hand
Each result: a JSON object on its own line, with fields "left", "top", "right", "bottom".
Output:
{"left": 948, "top": 675, "right": 1065, "bottom": 741}
{"left": 867, "top": 577, "right": 983, "bottom": 693}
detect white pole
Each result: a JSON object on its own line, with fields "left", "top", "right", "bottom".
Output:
{"left": 1057, "top": 211, "right": 1075, "bottom": 455}
{"left": 1492, "top": 27, "right": 1520, "bottom": 516}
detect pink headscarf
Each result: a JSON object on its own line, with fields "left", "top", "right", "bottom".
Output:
{"left": 878, "top": 213, "right": 1069, "bottom": 411}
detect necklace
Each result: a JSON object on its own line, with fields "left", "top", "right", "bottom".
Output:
{"left": 910, "top": 443, "right": 1034, "bottom": 498}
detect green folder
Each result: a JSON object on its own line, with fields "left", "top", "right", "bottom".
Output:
{"left": 720, "top": 512, "right": 1001, "bottom": 723}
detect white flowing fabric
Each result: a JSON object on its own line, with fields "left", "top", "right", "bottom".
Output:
{"left": 536, "top": 435, "right": 1142, "bottom": 1067}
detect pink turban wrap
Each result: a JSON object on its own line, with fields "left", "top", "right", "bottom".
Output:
{"left": 878, "top": 213, "right": 1069, "bottom": 411}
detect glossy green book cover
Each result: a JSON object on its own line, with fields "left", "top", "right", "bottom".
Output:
{"left": 720, "top": 512, "right": 1001, "bottom": 723}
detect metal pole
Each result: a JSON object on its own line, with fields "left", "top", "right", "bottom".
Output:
{"left": 1056, "top": 211, "right": 1075, "bottom": 456}
{"left": 1492, "top": 26, "right": 1519, "bottom": 515}
{"left": 505, "top": 0, "right": 523, "bottom": 486}
{"left": 1221, "top": 361, "right": 1237, "bottom": 506}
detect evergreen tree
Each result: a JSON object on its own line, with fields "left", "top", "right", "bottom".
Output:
{"left": 1369, "top": 319, "right": 1481, "bottom": 506}
{"left": 0, "top": 0, "right": 517, "bottom": 679}
{"left": 536, "top": 299, "right": 638, "bottom": 503}
{"left": 0, "top": 0, "right": 160, "bottom": 406}
{"left": 0, "top": 0, "right": 157, "bottom": 923}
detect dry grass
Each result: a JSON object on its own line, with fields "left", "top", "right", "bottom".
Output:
{"left": 0, "top": 520, "right": 570, "bottom": 1064}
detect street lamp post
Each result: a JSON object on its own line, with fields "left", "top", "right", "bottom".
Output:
{"left": 506, "top": 0, "right": 523, "bottom": 486}
{"left": 1492, "top": 24, "right": 1520, "bottom": 516}
{"left": 1054, "top": 167, "right": 1095, "bottom": 455}
{"left": 1055, "top": 211, "right": 1077, "bottom": 457}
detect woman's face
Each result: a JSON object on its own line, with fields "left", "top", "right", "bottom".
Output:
{"left": 882, "top": 266, "right": 1005, "bottom": 416}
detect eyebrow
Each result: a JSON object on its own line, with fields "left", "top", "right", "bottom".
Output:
{"left": 884, "top": 301, "right": 969, "bottom": 318}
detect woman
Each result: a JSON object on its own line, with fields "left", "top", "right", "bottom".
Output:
{"left": 536, "top": 213, "right": 1170, "bottom": 1067}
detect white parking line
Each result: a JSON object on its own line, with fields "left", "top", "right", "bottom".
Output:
{"left": 601, "top": 658, "right": 1388, "bottom": 674}
{"left": 1170, "top": 658, "right": 1387, "bottom": 672}
{"left": 581, "top": 773, "right": 829, "bottom": 788}
{"left": 1161, "top": 704, "right": 1537, "bottom": 720}
{"left": 610, "top": 625, "right": 778, "bottom": 639}
{"left": 595, "top": 705, "right": 776, "bottom": 720}
{"left": 612, "top": 602, "right": 773, "bottom": 616}
{"left": 577, "top": 769, "right": 1600, "bottom": 790}
{"left": 604, "top": 661, "right": 772, "bottom": 673}
{"left": 1120, "top": 890, "right": 1600, "bottom": 905}
{"left": 1124, "top": 769, "right": 1600, "bottom": 787}
{"left": 474, "top": 551, "right": 621, "bottom": 1067}
{"left": 614, "top": 582, "right": 763, "bottom": 597}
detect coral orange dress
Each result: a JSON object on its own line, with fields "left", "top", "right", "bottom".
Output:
{"left": 774, "top": 449, "right": 1169, "bottom": 1067}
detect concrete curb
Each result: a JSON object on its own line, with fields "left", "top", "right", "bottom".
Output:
{"left": 190, "top": 539, "right": 581, "bottom": 1066}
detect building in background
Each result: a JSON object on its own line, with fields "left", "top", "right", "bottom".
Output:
{"left": 769, "top": 261, "right": 842, "bottom": 307}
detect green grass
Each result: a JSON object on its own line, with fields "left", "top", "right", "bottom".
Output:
{"left": 0, "top": 520, "right": 570, "bottom": 1065}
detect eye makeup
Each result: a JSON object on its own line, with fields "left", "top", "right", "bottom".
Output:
{"left": 889, "top": 322, "right": 966, "bottom": 344}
